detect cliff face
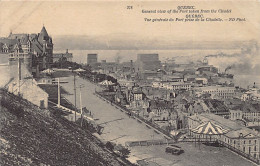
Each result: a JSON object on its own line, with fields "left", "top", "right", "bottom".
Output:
{"left": 0, "top": 89, "right": 128, "bottom": 166}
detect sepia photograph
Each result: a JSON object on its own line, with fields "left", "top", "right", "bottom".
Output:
{"left": 0, "top": 1, "right": 260, "bottom": 165}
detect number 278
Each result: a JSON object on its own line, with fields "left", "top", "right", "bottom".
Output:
{"left": 127, "top": 6, "right": 133, "bottom": 9}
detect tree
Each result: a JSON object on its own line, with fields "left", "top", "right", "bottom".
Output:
{"left": 105, "top": 141, "right": 115, "bottom": 151}
{"left": 118, "top": 147, "right": 130, "bottom": 158}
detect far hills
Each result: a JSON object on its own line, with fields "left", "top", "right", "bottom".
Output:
{"left": 53, "top": 34, "right": 258, "bottom": 50}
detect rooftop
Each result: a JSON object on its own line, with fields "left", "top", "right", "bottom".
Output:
{"left": 189, "top": 113, "right": 259, "bottom": 138}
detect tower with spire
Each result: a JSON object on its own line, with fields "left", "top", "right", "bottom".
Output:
{"left": 37, "top": 25, "right": 53, "bottom": 69}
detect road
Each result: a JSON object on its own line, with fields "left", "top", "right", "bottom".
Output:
{"left": 60, "top": 75, "right": 165, "bottom": 145}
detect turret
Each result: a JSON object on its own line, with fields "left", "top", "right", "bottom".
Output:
{"left": 38, "top": 26, "right": 49, "bottom": 44}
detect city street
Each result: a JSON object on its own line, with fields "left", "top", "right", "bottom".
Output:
{"left": 60, "top": 75, "right": 165, "bottom": 145}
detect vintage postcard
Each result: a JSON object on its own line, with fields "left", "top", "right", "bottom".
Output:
{"left": 0, "top": 1, "right": 260, "bottom": 166}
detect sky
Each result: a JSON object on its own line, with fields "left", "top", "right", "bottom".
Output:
{"left": 0, "top": 1, "right": 260, "bottom": 42}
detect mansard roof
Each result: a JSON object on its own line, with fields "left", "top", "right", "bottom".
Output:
{"left": 0, "top": 38, "right": 18, "bottom": 47}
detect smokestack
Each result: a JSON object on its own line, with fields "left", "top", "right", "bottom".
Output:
{"left": 130, "top": 60, "right": 133, "bottom": 73}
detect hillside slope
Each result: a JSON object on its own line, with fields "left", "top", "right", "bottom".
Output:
{"left": 0, "top": 89, "right": 130, "bottom": 166}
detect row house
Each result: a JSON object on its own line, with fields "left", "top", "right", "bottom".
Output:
{"left": 194, "top": 86, "right": 236, "bottom": 99}
{"left": 152, "top": 81, "right": 191, "bottom": 91}
{"left": 129, "top": 88, "right": 149, "bottom": 110}
{"left": 230, "top": 103, "right": 260, "bottom": 123}
{"left": 148, "top": 100, "right": 176, "bottom": 121}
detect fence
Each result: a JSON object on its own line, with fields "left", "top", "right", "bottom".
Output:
{"left": 179, "top": 137, "right": 217, "bottom": 143}
{"left": 95, "top": 91, "right": 173, "bottom": 139}
{"left": 125, "top": 139, "right": 176, "bottom": 147}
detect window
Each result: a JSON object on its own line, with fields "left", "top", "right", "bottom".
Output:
{"left": 249, "top": 140, "right": 251, "bottom": 144}
{"left": 243, "top": 147, "right": 245, "bottom": 152}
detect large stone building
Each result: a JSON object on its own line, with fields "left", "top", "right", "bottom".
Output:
{"left": 53, "top": 49, "right": 73, "bottom": 63}
{"left": 87, "top": 54, "right": 98, "bottom": 65}
{"left": 194, "top": 86, "right": 236, "bottom": 99}
{"left": 135, "top": 54, "right": 161, "bottom": 72}
{"left": 0, "top": 26, "right": 53, "bottom": 77}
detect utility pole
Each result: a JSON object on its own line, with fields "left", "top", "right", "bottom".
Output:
{"left": 78, "top": 84, "right": 85, "bottom": 127}
{"left": 79, "top": 84, "right": 83, "bottom": 127}
{"left": 74, "top": 73, "right": 77, "bottom": 122}
{"left": 17, "top": 50, "right": 21, "bottom": 96}
{"left": 57, "top": 78, "right": 60, "bottom": 107}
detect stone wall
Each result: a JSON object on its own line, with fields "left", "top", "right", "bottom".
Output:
{"left": 7, "top": 79, "right": 49, "bottom": 109}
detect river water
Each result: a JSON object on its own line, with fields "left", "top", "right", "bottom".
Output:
{"left": 55, "top": 49, "right": 259, "bottom": 88}
{"left": 54, "top": 49, "right": 241, "bottom": 63}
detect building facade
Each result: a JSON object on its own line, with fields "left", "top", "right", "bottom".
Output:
{"left": 53, "top": 49, "right": 73, "bottom": 62}
{"left": 135, "top": 54, "right": 161, "bottom": 72}
{"left": 0, "top": 26, "right": 53, "bottom": 76}
{"left": 195, "top": 86, "right": 236, "bottom": 99}
{"left": 87, "top": 54, "right": 98, "bottom": 65}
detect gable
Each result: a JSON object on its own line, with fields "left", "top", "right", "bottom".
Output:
{"left": 3, "top": 43, "right": 9, "bottom": 49}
